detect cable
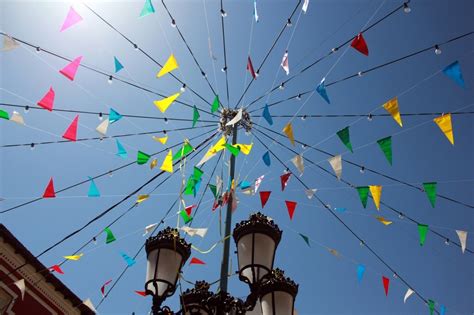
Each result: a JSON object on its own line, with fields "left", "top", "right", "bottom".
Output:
{"left": 252, "top": 111, "right": 474, "bottom": 119}
{"left": 219, "top": 0, "right": 230, "bottom": 106}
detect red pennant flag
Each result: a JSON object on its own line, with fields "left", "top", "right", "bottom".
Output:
{"left": 285, "top": 200, "right": 297, "bottom": 220}
{"left": 43, "top": 177, "right": 56, "bottom": 198}
{"left": 134, "top": 290, "right": 147, "bottom": 296}
{"left": 189, "top": 257, "right": 206, "bottom": 265}
{"left": 222, "top": 192, "right": 229, "bottom": 206}
{"left": 49, "top": 264, "right": 64, "bottom": 274}
{"left": 382, "top": 276, "right": 390, "bottom": 296}
{"left": 259, "top": 191, "right": 271, "bottom": 208}
{"left": 59, "top": 56, "right": 82, "bottom": 81}
{"left": 37, "top": 87, "right": 55, "bottom": 111}
{"left": 280, "top": 173, "right": 291, "bottom": 191}
{"left": 247, "top": 56, "right": 257, "bottom": 79}
{"left": 351, "top": 33, "right": 369, "bottom": 56}
{"left": 212, "top": 200, "right": 219, "bottom": 211}
{"left": 100, "top": 279, "right": 112, "bottom": 296}
{"left": 185, "top": 205, "right": 196, "bottom": 216}
{"left": 62, "top": 115, "right": 79, "bottom": 141}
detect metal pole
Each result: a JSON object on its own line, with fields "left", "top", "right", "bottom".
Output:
{"left": 219, "top": 124, "right": 238, "bottom": 292}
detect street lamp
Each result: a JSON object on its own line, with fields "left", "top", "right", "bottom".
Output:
{"left": 259, "top": 269, "right": 298, "bottom": 315}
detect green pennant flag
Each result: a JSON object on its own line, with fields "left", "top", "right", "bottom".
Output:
{"left": 0, "top": 109, "right": 9, "bottom": 120}
{"left": 418, "top": 224, "right": 429, "bottom": 246}
{"left": 137, "top": 151, "right": 151, "bottom": 165}
{"left": 356, "top": 186, "right": 369, "bottom": 208}
{"left": 377, "top": 136, "right": 392, "bottom": 165}
{"left": 299, "top": 233, "right": 310, "bottom": 247}
{"left": 428, "top": 299, "right": 435, "bottom": 315}
{"left": 184, "top": 177, "right": 196, "bottom": 195}
{"left": 211, "top": 95, "right": 219, "bottom": 113}
{"left": 180, "top": 209, "right": 193, "bottom": 224}
{"left": 192, "top": 106, "right": 200, "bottom": 127}
{"left": 172, "top": 141, "right": 194, "bottom": 161}
{"left": 209, "top": 184, "right": 218, "bottom": 198}
{"left": 139, "top": 0, "right": 155, "bottom": 17}
{"left": 422, "top": 182, "right": 437, "bottom": 208}
{"left": 104, "top": 227, "right": 116, "bottom": 244}
{"left": 192, "top": 167, "right": 204, "bottom": 181}
{"left": 225, "top": 143, "right": 240, "bottom": 157}
{"left": 336, "top": 126, "right": 353, "bottom": 153}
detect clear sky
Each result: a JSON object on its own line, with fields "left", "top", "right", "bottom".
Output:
{"left": 1, "top": 0, "right": 473, "bottom": 314}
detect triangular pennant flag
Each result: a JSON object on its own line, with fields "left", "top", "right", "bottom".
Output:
{"left": 335, "top": 207, "right": 346, "bottom": 213}
{"left": 226, "top": 108, "right": 243, "bottom": 126}
{"left": 96, "top": 118, "right": 109, "bottom": 136}
{"left": 285, "top": 200, "right": 297, "bottom": 220}
{"left": 443, "top": 61, "right": 465, "bottom": 88}
{"left": 236, "top": 143, "right": 253, "bottom": 155}
{"left": 350, "top": 33, "right": 369, "bottom": 56}
{"left": 160, "top": 150, "right": 173, "bottom": 173}
{"left": 225, "top": 143, "right": 241, "bottom": 157}
{"left": 291, "top": 155, "right": 304, "bottom": 175}
{"left": 262, "top": 151, "right": 271, "bottom": 166}
{"left": 357, "top": 264, "right": 365, "bottom": 283}
{"left": 135, "top": 290, "right": 147, "bottom": 296}
{"left": 299, "top": 233, "right": 310, "bottom": 247}
{"left": 0, "top": 109, "right": 9, "bottom": 120}
{"left": 247, "top": 56, "right": 257, "bottom": 79}
{"left": 383, "top": 97, "right": 402, "bottom": 127}
{"left": 376, "top": 216, "right": 392, "bottom": 226}
{"left": 62, "top": 115, "right": 79, "bottom": 141}
{"left": 88, "top": 177, "right": 100, "bottom": 197}
{"left": 302, "top": 0, "right": 310, "bottom": 13}
{"left": 260, "top": 191, "right": 271, "bottom": 208}
{"left": 316, "top": 78, "right": 330, "bottom": 104}
{"left": 60, "top": 6, "right": 83, "bottom": 32}
{"left": 193, "top": 167, "right": 204, "bottom": 181}
{"left": 10, "top": 111, "right": 25, "bottom": 125}
{"left": 139, "top": 0, "right": 155, "bottom": 17}
{"left": 418, "top": 224, "right": 429, "bottom": 246}
{"left": 254, "top": 175, "right": 264, "bottom": 193}
{"left": 109, "top": 108, "right": 122, "bottom": 123}
{"left": 404, "top": 288, "right": 414, "bottom": 303}
{"left": 282, "top": 122, "right": 295, "bottom": 146}
{"left": 382, "top": 276, "right": 390, "bottom": 296}
{"left": 143, "top": 223, "right": 158, "bottom": 236}
{"left": 253, "top": 0, "right": 259, "bottom": 22}
{"left": 377, "top": 136, "right": 392, "bottom": 165}
{"left": 150, "top": 158, "right": 158, "bottom": 169}
{"left": 239, "top": 181, "right": 251, "bottom": 190}
{"left": 82, "top": 299, "right": 97, "bottom": 313}
{"left": 180, "top": 210, "right": 193, "bottom": 224}
{"left": 173, "top": 141, "right": 193, "bottom": 161}
{"left": 440, "top": 305, "right": 446, "bottom": 315}
{"left": 1, "top": 35, "right": 20, "bottom": 51}
{"left": 157, "top": 54, "right": 179, "bottom": 77}
{"left": 433, "top": 113, "right": 454, "bottom": 145}
{"left": 154, "top": 93, "right": 180, "bottom": 113}
{"left": 104, "top": 227, "right": 116, "bottom": 244}
{"left": 428, "top": 299, "right": 435, "bottom": 315}
{"left": 211, "top": 95, "right": 220, "bottom": 113}
{"left": 37, "top": 87, "right": 55, "bottom": 111}
{"left": 262, "top": 104, "right": 273, "bottom": 126}
{"left": 116, "top": 139, "right": 128, "bottom": 158}
{"left": 121, "top": 252, "right": 136, "bottom": 267}
{"left": 305, "top": 188, "right": 317, "bottom": 199}
{"left": 153, "top": 135, "right": 168, "bottom": 144}
{"left": 137, "top": 194, "right": 149, "bottom": 203}
{"left": 64, "top": 254, "right": 83, "bottom": 261}
{"left": 14, "top": 279, "right": 26, "bottom": 300}
{"left": 137, "top": 151, "right": 151, "bottom": 165}
{"left": 185, "top": 205, "right": 195, "bottom": 216}
{"left": 190, "top": 257, "right": 206, "bottom": 265}
{"left": 59, "top": 56, "right": 82, "bottom": 81}
{"left": 336, "top": 126, "right": 353, "bottom": 152}
{"left": 101, "top": 280, "right": 113, "bottom": 297}
{"left": 328, "top": 155, "right": 342, "bottom": 180}
{"left": 369, "top": 185, "right": 382, "bottom": 210}
{"left": 181, "top": 226, "right": 208, "bottom": 238}
{"left": 192, "top": 106, "right": 200, "bottom": 127}
{"left": 356, "top": 187, "right": 369, "bottom": 208}
{"left": 114, "top": 56, "right": 124, "bottom": 73}
{"left": 422, "top": 182, "right": 437, "bottom": 208}
{"left": 281, "top": 51, "right": 289, "bottom": 75}
{"left": 329, "top": 248, "right": 340, "bottom": 257}
{"left": 43, "top": 178, "right": 56, "bottom": 198}
{"left": 50, "top": 265, "right": 64, "bottom": 274}
{"left": 456, "top": 230, "right": 467, "bottom": 254}
{"left": 209, "top": 184, "right": 218, "bottom": 198}
{"left": 280, "top": 173, "right": 291, "bottom": 191}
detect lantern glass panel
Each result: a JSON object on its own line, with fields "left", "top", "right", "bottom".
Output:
{"left": 260, "top": 291, "right": 294, "bottom": 315}
{"left": 145, "top": 248, "right": 182, "bottom": 297}
{"left": 237, "top": 233, "right": 275, "bottom": 284}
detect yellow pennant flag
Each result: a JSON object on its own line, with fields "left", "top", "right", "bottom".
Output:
{"left": 236, "top": 143, "right": 253, "bottom": 155}
{"left": 150, "top": 159, "right": 158, "bottom": 170}
{"left": 376, "top": 216, "right": 392, "bottom": 226}
{"left": 157, "top": 54, "right": 179, "bottom": 78}
{"left": 433, "top": 113, "right": 454, "bottom": 145}
{"left": 207, "top": 136, "right": 227, "bottom": 156}
{"left": 154, "top": 93, "right": 180, "bottom": 113}
{"left": 153, "top": 135, "right": 168, "bottom": 144}
{"left": 160, "top": 150, "right": 173, "bottom": 173}
{"left": 283, "top": 122, "right": 295, "bottom": 146}
{"left": 64, "top": 253, "right": 83, "bottom": 261}
{"left": 369, "top": 185, "right": 382, "bottom": 210}
{"left": 137, "top": 194, "right": 150, "bottom": 203}
{"left": 383, "top": 97, "right": 403, "bottom": 127}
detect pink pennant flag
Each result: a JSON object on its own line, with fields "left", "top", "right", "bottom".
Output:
{"left": 60, "top": 7, "right": 83, "bottom": 32}
{"left": 59, "top": 56, "right": 83, "bottom": 81}
{"left": 37, "top": 87, "right": 55, "bottom": 111}
{"left": 62, "top": 115, "right": 79, "bottom": 141}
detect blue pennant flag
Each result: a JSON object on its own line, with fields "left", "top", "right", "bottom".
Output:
{"left": 87, "top": 177, "right": 100, "bottom": 197}
{"left": 262, "top": 104, "right": 273, "bottom": 126}
{"left": 116, "top": 139, "right": 128, "bottom": 159}
{"left": 440, "top": 305, "right": 446, "bottom": 315}
{"left": 139, "top": 0, "right": 155, "bottom": 17}
{"left": 114, "top": 56, "right": 124, "bottom": 73}
{"left": 443, "top": 61, "right": 465, "bottom": 88}
{"left": 316, "top": 78, "right": 330, "bottom": 104}
{"left": 239, "top": 181, "right": 251, "bottom": 190}
{"left": 335, "top": 207, "right": 346, "bottom": 213}
{"left": 109, "top": 108, "right": 123, "bottom": 123}
{"left": 262, "top": 151, "right": 271, "bottom": 166}
{"left": 357, "top": 264, "right": 365, "bottom": 283}
{"left": 194, "top": 179, "right": 202, "bottom": 197}
{"left": 120, "top": 252, "right": 136, "bottom": 267}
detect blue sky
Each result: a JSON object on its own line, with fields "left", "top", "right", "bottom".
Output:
{"left": 1, "top": 0, "right": 473, "bottom": 314}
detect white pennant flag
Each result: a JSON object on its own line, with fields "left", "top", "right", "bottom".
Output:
{"left": 254, "top": 0, "right": 259, "bottom": 22}
{"left": 226, "top": 108, "right": 243, "bottom": 126}
{"left": 291, "top": 154, "right": 304, "bottom": 175}
{"left": 254, "top": 175, "right": 264, "bottom": 193}
{"left": 10, "top": 111, "right": 25, "bottom": 125}
{"left": 197, "top": 152, "right": 216, "bottom": 167}
{"left": 456, "top": 230, "right": 467, "bottom": 254}
{"left": 328, "top": 155, "right": 342, "bottom": 179}
{"left": 216, "top": 175, "right": 223, "bottom": 195}
{"left": 143, "top": 223, "right": 158, "bottom": 236}
{"left": 403, "top": 288, "right": 414, "bottom": 303}
{"left": 302, "top": 0, "right": 310, "bottom": 13}
{"left": 281, "top": 51, "right": 289, "bottom": 75}
{"left": 1, "top": 35, "right": 20, "bottom": 51}
{"left": 181, "top": 226, "right": 208, "bottom": 238}
{"left": 96, "top": 118, "right": 109, "bottom": 136}
{"left": 241, "top": 187, "right": 255, "bottom": 195}
{"left": 14, "top": 279, "right": 26, "bottom": 300}
{"left": 83, "top": 298, "right": 97, "bottom": 313}
{"left": 305, "top": 188, "right": 317, "bottom": 199}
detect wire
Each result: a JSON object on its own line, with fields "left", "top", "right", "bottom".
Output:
{"left": 219, "top": 0, "right": 230, "bottom": 106}
{"left": 252, "top": 111, "right": 474, "bottom": 119}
